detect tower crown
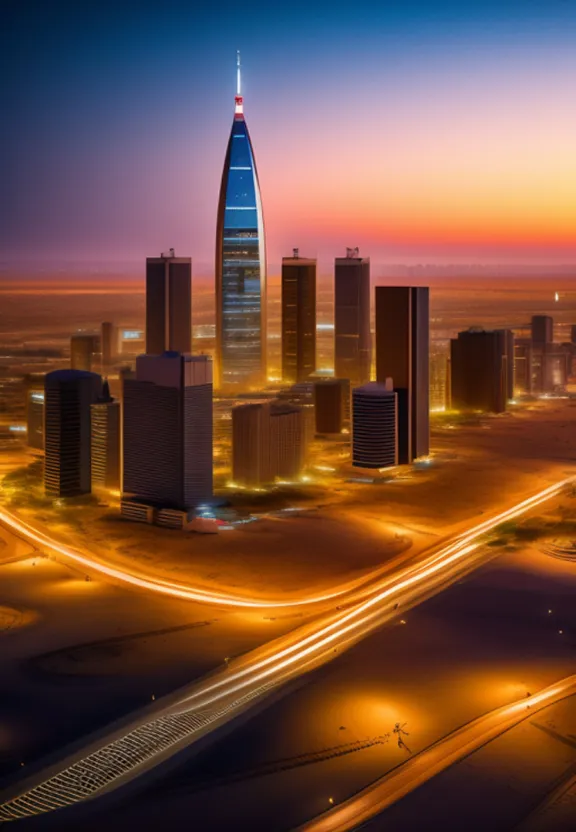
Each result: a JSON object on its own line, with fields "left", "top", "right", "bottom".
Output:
{"left": 235, "top": 50, "right": 243, "bottom": 116}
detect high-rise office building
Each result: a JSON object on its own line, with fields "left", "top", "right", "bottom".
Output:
{"left": 281, "top": 250, "right": 316, "bottom": 384}
{"left": 314, "top": 378, "right": 349, "bottom": 434}
{"left": 352, "top": 381, "right": 398, "bottom": 469}
{"left": 232, "top": 399, "right": 306, "bottom": 486}
{"left": 270, "top": 401, "right": 306, "bottom": 481}
{"left": 123, "top": 353, "right": 213, "bottom": 509}
{"left": 450, "top": 328, "right": 511, "bottom": 413}
{"left": 146, "top": 251, "right": 192, "bottom": 355}
{"left": 90, "top": 381, "right": 121, "bottom": 491}
{"left": 334, "top": 249, "right": 371, "bottom": 386}
{"left": 71, "top": 333, "right": 100, "bottom": 372}
{"left": 44, "top": 370, "right": 102, "bottom": 497}
{"left": 375, "top": 286, "right": 429, "bottom": 463}
{"left": 232, "top": 402, "right": 272, "bottom": 487}
{"left": 101, "top": 322, "right": 117, "bottom": 369}
{"left": 531, "top": 315, "right": 553, "bottom": 346}
{"left": 24, "top": 374, "right": 45, "bottom": 450}
{"left": 216, "top": 53, "right": 266, "bottom": 389}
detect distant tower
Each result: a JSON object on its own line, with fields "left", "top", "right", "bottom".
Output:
{"left": 375, "top": 286, "right": 429, "bottom": 463}
{"left": 450, "top": 328, "right": 511, "bottom": 413}
{"left": 352, "top": 381, "right": 398, "bottom": 469}
{"left": 90, "top": 380, "right": 121, "bottom": 491}
{"left": 334, "top": 249, "right": 371, "bottom": 386}
{"left": 531, "top": 315, "right": 553, "bottom": 346}
{"left": 44, "top": 370, "right": 102, "bottom": 496}
{"left": 70, "top": 333, "right": 100, "bottom": 372}
{"left": 101, "top": 322, "right": 117, "bottom": 369}
{"left": 216, "top": 52, "right": 267, "bottom": 389}
{"left": 123, "top": 352, "right": 213, "bottom": 509}
{"left": 281, "top": 251, "right": 317, "bottom": 384}
{"left": 146, "top": 252, "right": 192, "bottom": 355}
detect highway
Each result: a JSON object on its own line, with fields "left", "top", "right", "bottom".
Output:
{"left": 0, "top": 476, "right": 574, "bottom": 823}
{"left": 296, "top": 675, "right": 576, "bottom": 832}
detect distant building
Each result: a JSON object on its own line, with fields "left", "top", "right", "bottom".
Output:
{"left": 146, "top": 252, "right": 192, "bottom": 355}
{"left": 375, "top": 286, "right": 429, "bottom": 463}
{"left": 232, "top": 399, "right": 306, "bottom": 486}
{"left": 352, "top": 381, "right": 398, "bottom": 469}
{"left": 531, "top": 315, "right": 553, "bottom": 346}
{"left": 90, "top": 381, "right": 121, "bottom": 491}
{"left": 281, "top": 250, "right": 316, "bottom": 384}
{"left": 429, "top": 351, "right": 449, "bottom": 412}
{"left": 314, "top": 378, "right": 349, "bottom": 434}
{"left": 514, "top": 339, "right": 533, "bottom": 395}
{"left": 450, "top": 328, "right": 512, "bottom": 413}
{"left": 123, "top": 352, "right": 213, "bottom": 511}
{"left": 44, "top": 370, "right": 102, "bottom": 497}
{"left": 119, "top": 329, "right": 145, "bottom": 356}
{"left": 101, "top": 322, "right": 117, "bottom": 369}
{"left": 70, "top": 333, "right": 100, "bottom": 372}
{"left": 334, "top": 249, "right": 371, "bottom": 387}
{"left": 24, "top": 375, "right": 45, "bottom": 451}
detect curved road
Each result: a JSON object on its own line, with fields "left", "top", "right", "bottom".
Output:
{"left": 0, "top": 477, "right": 574, "bottom": 823}
{"left": 296, "top": 676, "right": 576, "bottom": 832}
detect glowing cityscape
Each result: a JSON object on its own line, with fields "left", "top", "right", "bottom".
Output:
{"left": 1, "top": 2, "right": 576, "bottom": 831}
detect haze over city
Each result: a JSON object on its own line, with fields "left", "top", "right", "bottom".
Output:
{"left": 1, "top": 1, "right": 576, "bottom": 831}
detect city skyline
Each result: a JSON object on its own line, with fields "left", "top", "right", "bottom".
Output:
{"left": 3, "top": 0, "right": 576, "bottom": 269}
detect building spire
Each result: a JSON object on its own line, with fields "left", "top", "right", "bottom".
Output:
{"left": 235, "top": 50, "right": 244, "bottom": 116}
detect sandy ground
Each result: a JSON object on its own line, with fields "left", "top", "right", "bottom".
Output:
{"left": 0, "top": 539, "right": 318, "bottom": 782}
{"left": 47, "top": 545, "right": 576, "bottom": 832}
{"left": 4, "top": 399, "right": 576, "bottom": 602}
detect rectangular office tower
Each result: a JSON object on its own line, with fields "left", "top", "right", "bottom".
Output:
{"left": 334, "top": 249, "right": 371, "bottom": 387}
{"left": 352, "top": 381, "right": 398, "bottom": 469}
{"left": 314, "top": 378, "right": 349, "bottom": 434}
{"left": 375, "top": 286, "right": 429, "bottom": 464}
{"left": 146, "top": 252, "right": 192, "bottom": 355}
{"left": 90, "top": 383, "right": 121, "bottom": 491}
{"left": 281, "top": 251, "right": 317, "bottom": 384}
{"left": 44, "top": 370, "right": 102, "bottom": 497}
{"left": 71, "top": 333, "right": 100, "bottom": 372}
{"left": 232, "top": 400, "right": 306, "bottom": 487}
{"left": 101, "top": 321, "right": 117, "bottom": 368}
{"left": 531, "top": 315, "right": 553, "bottom": 346}
{"left": 450, "top": 328, "right": 512, "bottom": 413}
{"left": 123, "top": 352, "right": 212, "bottom": 509}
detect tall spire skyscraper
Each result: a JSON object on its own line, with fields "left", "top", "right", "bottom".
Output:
{"left": 215, "top": 52, "right": 267, "bottom": 389}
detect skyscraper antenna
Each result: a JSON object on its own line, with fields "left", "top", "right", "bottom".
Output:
{"left": 236, "top": 50, "right": 241, "bottom": 97}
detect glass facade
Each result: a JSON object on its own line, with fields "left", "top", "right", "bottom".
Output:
{"left": 216, "top": 114, "right": 266, "bottom": 388}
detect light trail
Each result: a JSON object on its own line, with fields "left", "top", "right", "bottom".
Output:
{"left": 0, "top": 476, "right": 573, "bottom": 611}
{"left": 0, "top": 505, "right": 373, "bottom": 609}
{"left": 296, "top": 675, "right": 576, "bottom": 832}
{"left": 0, "top": 476, "right": 574, "bottom": 822}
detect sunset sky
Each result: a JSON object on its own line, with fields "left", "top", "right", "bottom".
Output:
{"left": 2, "top": 0, "right": 576, "bottom": 271}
